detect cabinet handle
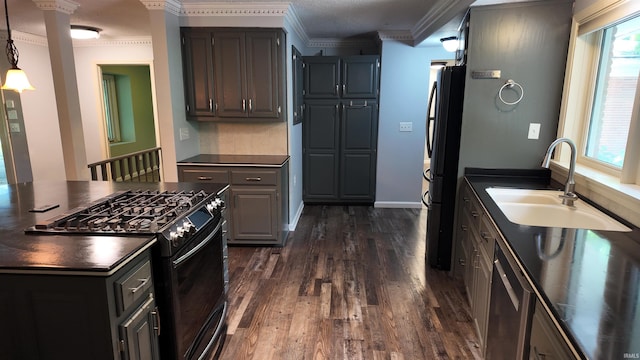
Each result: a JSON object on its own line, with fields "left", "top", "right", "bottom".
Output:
{"left": 128, "top": 277, "right": 150, "bottom": 294}
{"left": 209, "top": 98, "right": 213, "bottom": 111}
{"left": 471, "top": 211, "right": 479, "bottom": 218}
{"left": 461, "top": 224, "right": 468, "bottom": 231}
{"left": 152, "top": 306, "right": 161, "bottom": 336}
{"left": 335, "top": 84, "right": 339, "bottom": 95}
{"left": 348, "top": 100, "right": 368, "bottom": 108}
{"left": 532, "top": 346, "right": 547, "bottom": 360}
{"left": 245, "top": 177, "right": 262, "bottom": 182}
{"left": 198, "top": 176, "right": 213, "bottom": 181}
{"left": 458, "top": 258, "right": 466, "bottom": 266}
{"left": 242, "top": 99, "right": 246, "bottom": 112}
{"left": 480, "top": 231, "right": 491, "bottom": 241}
{"left": 342, "top": 84, "right": 345, "bottom": 94}
{"left": 249, "top": 98, "right": 253, "bottom": 112}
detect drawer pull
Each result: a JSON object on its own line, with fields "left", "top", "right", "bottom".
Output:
{"left": 128, "top": 277, "right": 150, "bottom": 294}
{"left": 198, "top": 176, "right": 213, "bottom": 181}
{"left": 152, "top": 306, "right": 161, "bottom": 336}
{"left": 458, "top": 258, "right": 466, "bottom": 266}
{"left": 480, "top": 231, "right": 491, "bottom": 241}
{"left": 245, "top": 177, "right": 262, "bottom": 181}
{"left": 471, "top": 211, "right": 479, "bottom": 218}
{"left": 461, "top": 225, "right": 468, "bottom": 231}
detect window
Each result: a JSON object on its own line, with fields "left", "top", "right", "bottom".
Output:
{"left": 585, "top": 16, "right": 640, "bottom": 169}
{"left": 102, "top": 74, "right": 121, "bottom": 143}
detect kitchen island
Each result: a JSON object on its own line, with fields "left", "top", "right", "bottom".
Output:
{"left": 462, "top": 169, "right": 640, "bottom": 359}
{"left": 0, "top": 180, "right": 228, "bottom": 360}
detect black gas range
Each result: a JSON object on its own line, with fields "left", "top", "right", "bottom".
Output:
{"left": 26, "top": 188, "right": 229, "bottom": 360}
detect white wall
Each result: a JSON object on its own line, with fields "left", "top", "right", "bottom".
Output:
{"left": 73, "top": 41, "right": 155, "bottom": 165}
{"left": 574, "top": 0, "right": 600, "bottom": 14}
{"left": 375, "top": 40, "right": 451, "bottom": 207}
{"left": 14, "top": 35, "right": 65, "bottom": 181}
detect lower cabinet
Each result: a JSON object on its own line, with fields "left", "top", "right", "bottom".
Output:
{"left": 529, "top": 299, "right": 575, "bottom": 360}
{"left": 178, "top": 161, "right": 289, "bottom": 246}
{"left": 0, "top": 250, "right": 159, "bottom": 360}
{"left": 458, "top": 181, "right": 494, "bottom": 355}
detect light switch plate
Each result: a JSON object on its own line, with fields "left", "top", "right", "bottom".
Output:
{"left": 9, "top": 122, "right": 20, "bottom": 132}
{"left": 5, "top": 100, "right": 14, "bottom": 108}
{"left": 528, "top": 123, "right": 541, "bottom": 139}
{"left": 7, "top": 109, "right": 18, "bottom": 120}
{"left": 179, "top": 127, "right": 190, "bottom": 140}
{"left": 399, "top": 122, "right": 413, "bottom": 132}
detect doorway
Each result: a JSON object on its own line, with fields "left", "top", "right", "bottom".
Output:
{"left": 98, "top": 64, "right": 157, "bottom": 158}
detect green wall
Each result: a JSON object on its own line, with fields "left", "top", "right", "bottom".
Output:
{"left": 101, "top": 65, "right": 156, "bottom": 157}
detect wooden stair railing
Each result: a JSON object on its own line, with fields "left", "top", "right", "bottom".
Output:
{"left": 88, "top": 147, "right": 162, "bottom": 182}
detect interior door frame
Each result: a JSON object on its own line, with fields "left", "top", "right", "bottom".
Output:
{"left": 95, "top": 61, "right": 160, "bottom": 161}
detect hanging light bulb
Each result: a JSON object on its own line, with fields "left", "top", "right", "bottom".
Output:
{"left": 1, "top": 0, "right": 34, "bottom": 93}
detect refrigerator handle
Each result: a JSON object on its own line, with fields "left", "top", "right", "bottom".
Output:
{"left": 426, "top": 81, "right": 437, "bottom": 158}
{"left": 422, "top": 190, "right": 430, "bottom": 209}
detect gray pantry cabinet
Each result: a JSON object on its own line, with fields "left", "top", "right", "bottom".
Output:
{"left": 302, "top": 55, "right": 380, "bottom": 203}
{"left": 178, "top": 159, "right": 289, "bottom": 246}
{"left": 181, "top": 27, "right": 286, "bottom": 121}
{"left": 0, "top": 250, "right": 159, "bottom": 360}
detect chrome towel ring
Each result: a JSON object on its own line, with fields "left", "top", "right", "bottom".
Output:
{"left": 498, "top": 79, "right": 524, "bottom": 105}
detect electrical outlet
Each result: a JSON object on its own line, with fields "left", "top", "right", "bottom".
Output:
{"left": 528, "top": 123, "right": 541, "bottom": 140}
{"left": 399, "top": 122, "right": 413, "bottom": 132}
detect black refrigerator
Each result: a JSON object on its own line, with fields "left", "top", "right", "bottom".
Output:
{"left": 425, "top": 65, "right": 466, "bottom": 270}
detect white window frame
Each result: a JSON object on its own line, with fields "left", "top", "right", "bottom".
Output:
{"left": 556, "top": 0, "right": 640, "bottom": 227}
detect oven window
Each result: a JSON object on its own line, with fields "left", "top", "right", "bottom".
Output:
{"left": 173, "top": 219, "right": 225, "bottom": 358}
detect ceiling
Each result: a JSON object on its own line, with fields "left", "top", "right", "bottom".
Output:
{"left": 3, "top": 0, "right": 526, "bottom": 47}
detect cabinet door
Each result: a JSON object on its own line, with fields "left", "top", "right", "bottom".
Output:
{"left": 246, "top": 31, "right": 280, "bottom": 118}
{"left": 339, "top": 100, "right": 378, "bottom": 201}
{"left": 529, "top": 300, "right": 575, "bottom": 360}
{"left": 292, "top": 45, "right": 304, "bottom": 124}
{"left": 342, "top": 56, "right": 380, "bottom": 98}
{"left": 303, "top": 56, "right": 341, "bottom": 98}
{"left": 303, "top": 100, "right": 340, "bottom": 200}
{"left": 182, "top": 30, "right": 215, "bottom": 117}
{"left": 214, "top": 31, "right": 247, "bottom": 117}
{"left": 231, "top": 187, "right": 278, "bottom": 242}
{"left": 119, "top": 295, "right": 159, "bottom": 360}
{"left": 474, "top": 254, "right": 491, "bottom": 353}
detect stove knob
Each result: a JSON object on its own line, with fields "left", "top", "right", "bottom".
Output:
{"left": 206, "top": 202, "right": 215, "bottom": 212}
{"left": 183, "top": 220, "right": 193, "bottom": 233}
{"left": 169, "top": 231, "right": 179, "bottom": 247}
{"left": 177, "top": 226, "right": 185, "bottom": 237}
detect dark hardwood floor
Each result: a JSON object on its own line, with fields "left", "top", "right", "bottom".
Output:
{"left": 219, "top": 205, "right": 482, "bottom": 359}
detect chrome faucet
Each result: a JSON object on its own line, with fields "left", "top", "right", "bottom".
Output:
{"left": 542, "top": 138, "right": 578, "bottom": 206}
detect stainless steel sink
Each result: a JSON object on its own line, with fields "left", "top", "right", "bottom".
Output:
{"left": 486, "top": 188, "right": 631, "bottom": 232}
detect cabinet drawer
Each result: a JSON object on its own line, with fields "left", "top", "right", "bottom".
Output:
{"left": 180, "top": 168, "right": 229, "bottom": 183}
{"left": 479, "top": 216, "right": 497, "bottom": 261}
{"left": 115, "top": 260, "right": 153, "bottom": 315}
{"left": 230, "top": 169, "right": 277, "bottom": 186}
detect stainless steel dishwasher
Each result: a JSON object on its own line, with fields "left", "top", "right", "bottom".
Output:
{"left": 485, "top": 242, "right": 534, "bottom": 359}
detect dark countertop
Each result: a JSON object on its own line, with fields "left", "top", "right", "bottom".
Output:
{"left": 0, "top": 181, "right": 228, "bottom": 274}
{"left": 465, "top": 169, "right": 640, "bottom": 360}
{"left": 178, "top": 154, "right": 290, "bottom": 167}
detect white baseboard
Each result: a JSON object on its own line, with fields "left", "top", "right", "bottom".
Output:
{"left": 374, "top": 201, "right": 423, "bottom": 209}
{"left": 288, "top": 201, "right": 304, "bottom": 231}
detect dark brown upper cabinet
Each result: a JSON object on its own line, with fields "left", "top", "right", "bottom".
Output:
{"left": 181, "top": 28, "right": 285, "bottom": 122}
{"left": 181, "top": 29, "right": 215, "bottom": 118}
{"left": 303, "top": 55, "right": 380, "bottom": 99}
{"left": 292, "top": 45, "right": 304, "bottom": 125}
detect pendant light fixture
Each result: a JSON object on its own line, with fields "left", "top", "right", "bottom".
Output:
{"left": 70, "top": 25, "right": 101, "bottom": 40}
{"left": 440, "top": 36, "right": 459, "bottom": 52}
{"left": 2, "top": 0, "right": 34, "bottom": 93}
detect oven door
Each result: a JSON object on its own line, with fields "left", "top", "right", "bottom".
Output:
{"left": 171, "top": 217, "right": 226, "bottom": 360}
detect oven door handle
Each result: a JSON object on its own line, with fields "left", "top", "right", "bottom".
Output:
{"left": 173, "top": 220, "right": 222, "bottom": 267}
{"left": 196, "top": 301, "right": 228, "bottom": 360}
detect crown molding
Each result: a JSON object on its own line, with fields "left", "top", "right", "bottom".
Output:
{"left": 307, "top": 37, "right": 377, "bottom": 49}
{"left": 0, "top": 31, "right": 48, "bottom": 46}
{"left": 181, "top": 2, "right": 290, "bottom": 17}
{"left": 377, "top": 30, "right": 413, "bottom": 42}
{"left": 284, "top": 4, "right": 309, "bottom": 45}
{"left": 411, "top": 0, "right": 473, "bottom": 45}
{"left": 71, "top": 37, "right": 153, "bottom": 47}
{"left": 32, "top": 0, "right": 80, "bottom": 14}
{"left": 139, "top": 0, "right": 182, "bottom": 16}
